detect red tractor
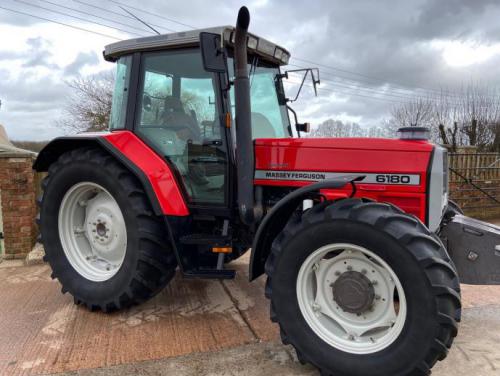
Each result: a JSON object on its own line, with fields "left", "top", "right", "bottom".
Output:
{"left": 34, "top": 7, "right": 500, "bottom": 376}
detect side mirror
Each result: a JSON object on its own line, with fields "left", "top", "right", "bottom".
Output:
{"left": 200, "top": 32, "right": 227, "bottom": 73}
{"left": 143, "top": 94, "right": 152, "bottom": 111}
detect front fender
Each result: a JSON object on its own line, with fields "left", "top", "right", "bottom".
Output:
{"left": 249, "top": 175, "right": 364, "bottom": 281}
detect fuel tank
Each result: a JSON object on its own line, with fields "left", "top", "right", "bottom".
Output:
{"left": 254, "top": 137, "right": 435, "bottom": 223}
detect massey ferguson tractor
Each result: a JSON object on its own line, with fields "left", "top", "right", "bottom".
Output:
{"left": 33, "top": 7, "right": 500, "bottom": 376}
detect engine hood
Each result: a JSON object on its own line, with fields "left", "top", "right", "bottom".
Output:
{"left": 254, "top": 137, "right": 434, "bottom": 192}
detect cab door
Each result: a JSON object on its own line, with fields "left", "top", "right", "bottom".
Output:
{"left": 134, "top": 49, "right": 230, "bottom": 207}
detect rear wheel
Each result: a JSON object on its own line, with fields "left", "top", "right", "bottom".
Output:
{"left": 265, "top": 199, "right": 461, "bottom": 376}
{"left": 38, "top": 148, "right": 177, "bottom": 311}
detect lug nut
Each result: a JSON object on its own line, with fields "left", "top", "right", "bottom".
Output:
{"left": 335, "top": 271, "right": 341, "bottom": 276}
{"left": 347, "top": 266, "right": 353, "bottom": 271}
{"left": 361, "top": 269, "right": 367, "bottom": 274}
{"left": 467, "top": 251, "right": 479, "bottom": 261}
{"left": 371, "top": 280, "right": 378, "bottom": 286}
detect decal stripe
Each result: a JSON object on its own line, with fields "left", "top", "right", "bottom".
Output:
{"left": 254, "top": 170, "right": 421, "bottom": 185}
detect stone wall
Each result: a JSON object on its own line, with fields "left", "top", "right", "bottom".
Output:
{"left": 0, "top": 155, "right": 38, "bottom": 259}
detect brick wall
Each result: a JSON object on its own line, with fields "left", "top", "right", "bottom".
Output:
{"left": 0, "top": 155, "right": 38, "bottom": 259}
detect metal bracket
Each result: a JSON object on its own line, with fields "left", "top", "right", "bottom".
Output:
{"left": 440, "top": 215, "right": 500, "bottom": 285}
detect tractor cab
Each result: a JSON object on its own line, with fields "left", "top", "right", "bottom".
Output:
{"left": 104, "top": 27, "right": 292, "bottom": 207}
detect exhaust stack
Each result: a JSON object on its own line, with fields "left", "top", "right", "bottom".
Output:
{"left": 234, "top": 6, "right": 261, "bottom": 225}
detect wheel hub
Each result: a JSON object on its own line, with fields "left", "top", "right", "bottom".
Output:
{"left": 96, "top": 222, "right": 107, "bottom": 237}
{"left": 58, "top": 182, "right": 127, "bottom": 282}
{"left": 331, "top": 271, "right": 375, "bottom": 314}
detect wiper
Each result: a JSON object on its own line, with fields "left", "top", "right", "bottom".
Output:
{"left": 249, "top": 56, "right": 259, "bottom": 88}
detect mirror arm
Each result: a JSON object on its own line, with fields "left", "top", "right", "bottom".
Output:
{"left": 285, "top": 104, "right": 310, "bottom": 137}
{"left": 281, "top": 67, "right": 320, "bottom": 103}
{"left": 286, "top": 104, "right": 300, "bottom": 138}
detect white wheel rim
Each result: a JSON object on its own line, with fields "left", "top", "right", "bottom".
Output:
{"left": 296, "top": 243, "right": 407, "bottom": 354}
{"left": 58, "top": 182, "right": 127, "bottom": 282}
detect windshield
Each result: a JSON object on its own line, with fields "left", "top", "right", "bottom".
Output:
{"left": 229, "top": 58, "right": 290, "bottom": 138}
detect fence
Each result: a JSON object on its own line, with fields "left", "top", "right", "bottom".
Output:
{"left": 448, "top": 152, "right": 500, "bottom": 219}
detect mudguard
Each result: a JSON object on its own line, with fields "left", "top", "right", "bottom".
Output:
{"left": 249, "top": 175, "right": 363, "bottom": 280}
{"left": 33, "top": 131, "right": 189, "bottom": 216}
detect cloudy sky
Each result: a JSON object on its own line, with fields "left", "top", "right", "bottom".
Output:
{"left": 1, "top": 0, "right": 500, "bottom": 140}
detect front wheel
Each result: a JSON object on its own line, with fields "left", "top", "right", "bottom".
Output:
{"left": 265, "top": 199, "right": 461, "bottom": 376}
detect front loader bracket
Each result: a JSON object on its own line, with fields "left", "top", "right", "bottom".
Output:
{"left": 440, "top": 215, "right": 500, "bottom": 285}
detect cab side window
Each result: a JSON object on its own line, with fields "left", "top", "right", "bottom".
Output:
{"left": 109, "top": 56, "right": 132, "bottom": 130}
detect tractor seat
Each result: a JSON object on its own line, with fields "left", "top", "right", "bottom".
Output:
{"left": 161, "top": 96, "right": 201, "bottom": 140}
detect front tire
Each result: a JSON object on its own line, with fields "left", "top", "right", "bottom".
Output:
{"left": 38, "top": 148, "right": 177, "bottom": 311}
{"left": 265, "top": 199, "right": 461, "bottom": 376}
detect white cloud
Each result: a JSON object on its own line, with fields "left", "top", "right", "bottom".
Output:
{"left": 432, "top": 39, "right": 500, "bottom": 67}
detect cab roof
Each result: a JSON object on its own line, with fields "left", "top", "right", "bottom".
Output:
{"left": 104, "top": 26, "right": 290, "bottom": 66}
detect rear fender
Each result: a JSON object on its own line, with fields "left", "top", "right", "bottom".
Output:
{"left": 249, "top": 175, "right": 363, "bottom": 281}
{"left": 33, "top": 132, "right": 189, "bottom": 217}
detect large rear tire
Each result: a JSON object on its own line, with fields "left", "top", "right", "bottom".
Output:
{"left": 265, "top": 199, "right": 461, "bottom": 376}
{"left": 38, "top": 148, "right": 177, "bottom": 312}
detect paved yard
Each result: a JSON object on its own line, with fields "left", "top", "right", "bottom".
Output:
{"left": 0, "top": 252, "right": 500, "bottom": 376}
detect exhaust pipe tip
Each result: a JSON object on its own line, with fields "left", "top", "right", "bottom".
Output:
{"left": 237, "top": 6, "right": 250, "bottom": 31}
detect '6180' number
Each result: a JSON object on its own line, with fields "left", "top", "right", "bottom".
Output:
{"left": 375, "top": 174, "right": 411, "bottom": 184}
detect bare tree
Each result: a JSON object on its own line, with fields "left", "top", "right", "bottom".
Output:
{"left": 391, "top": 98, "right": 434, "bottom": 128}
{"left": 310, "top": 120, "right": 366, "bottom": 138}
{"left": 58, "top": 71, "right": 114, "bottom": 133}
{"left": 458, "top": 83, "right": 499, "bottom": 148}
{"left": 491, "top": 122, "right": 500, "bottom": 152}
{"left": 389, "top": 83, "right": 500, "bottom": 150}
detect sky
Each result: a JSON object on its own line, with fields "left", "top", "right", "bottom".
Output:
{"left": 1, "top": 0, "right": 500, "bottom": 140}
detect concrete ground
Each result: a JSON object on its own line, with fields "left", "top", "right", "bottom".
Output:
{"left": 1, "top": 238, "right": 500, "bottom": 375}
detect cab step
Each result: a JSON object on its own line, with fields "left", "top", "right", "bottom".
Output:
{"left": 180, "top": 234, "right": 231, "bottom": 246}
{"left": 183, "top": 269, "right": 236, "bottom": 279}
